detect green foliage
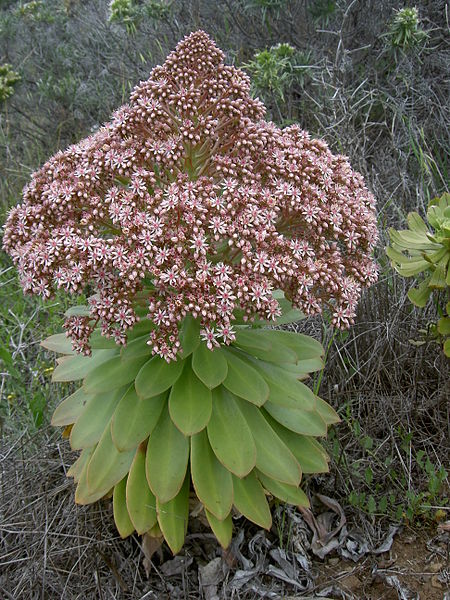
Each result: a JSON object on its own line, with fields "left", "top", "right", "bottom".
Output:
{"left": 244, "top": 43, "right": 311, "bottom": 103}
{"left": 387, "top": 192, "right": 450, "bottom": 356}
{"left": 46, "top": 304, "right": 337, "bottom": 551}
{"left": 109, "top": 0, "right": 170, "bottom": 30}
{"left": 0, "top": 63, "right": 20, "bottom": 102}
{"left": 16, "top": 0, "right": 55, "bottom": 22}
{"left": 308, "top": 0, "right": 336, "bottom": 25}
{"left": 387, "top": 6, "right": 427, "bottom": 51}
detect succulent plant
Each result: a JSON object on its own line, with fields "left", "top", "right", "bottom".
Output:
{"left": 44, "top": 298, "right": 338, "bottom": 551}
{"left": 387, "top": 192, "right": 450, "bottom": 356}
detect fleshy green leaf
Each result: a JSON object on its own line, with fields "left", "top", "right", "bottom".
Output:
{"left": 120, "top": 335, "right": 152, "bottom": 361}
{"left": 233, "top": 329, "right": 271, "bottom": 351}
{"left": 437, "top": 316, "right": 450, "bottom": 335}
{"left": 70, "top": 386, "right": 127, "bottom": 450}
{"left": 429, "top": 262, "right": 447, "bottom": 289}
{"left": 205, "top": 509, "right": 233, "bottom": 548}
{"left": 222, "top": 349, "right": 269, "bottom": 406}
{"left": 169, "top": 361, "right": 212, "bottom": 435}
{"left": 52, "top": 349, "right": 118, "bottom": 382}
{"left": 75, "top": 447, "right": 113, "bottom": 505}
{"left": 207, "top": 387, "right": 256, "bottom": 477}
{"left": 111, "top": 385, "right": 166, "bottom": 451}
{"left": 65, "top": 305, "right": 91, "bottom": 317}
{"left": 313, "top": 396, "right": 340, "bottom": 425}
{"left": 257, "top": 471, "right": 309, "bottom": 506}
{"left": 252, "top": 330, "right": 324, "bottom": 361}
{"left": 51, "top": 387, "right": 93, "bottom": 426}
{"left": 232, "top": 472, "right": 272, "bottom": 530}
{"left": 263, "top": 411, "right": 329, "bottom": 473}
{"left": 41, "top": 333, "right": 75, "bottom": 354}
{"left": 264, "top": 401, "right": 327, "bottom": 436}
{"left": 444, "top": 338, "right": 450, "bottom": 357}
{"left": 67, "top": 447, "right": 94, "bottom": 482}
{"left": 191, "top": 343, "right": 228, "bottom": 389}
{"left": 191, "top": 429, "right": 233, "bottom": 520}
{"left": 89, "top": 329, "right": 119, "bottom": 349}
{"left": 236, "top": 398, "right": 301, "bottom": 486}
{"left": 157, "top": 474, "right": 190, "bottom": 554}
{"left": 83, "top": 355, "right": 148, "bottom": 394}
{"left": 232, "top": 333, "right": 297, "bottom": 364}
{"left": 126, "top": 445, "right": 157, "bottom": 534}
{"left": 178, "top": 315, "right": 201, "bottom": 358}
{"left": 86, "top": 425, "right": 135, "bottom": 496}
{"left": 146, "top": 405, "right": 189, "bottom": 503}
{"left": 113, "top": 477, "right": 135, "bottom": 538}
{"left": 408, "top": 276, "right": 432, "bottom": 307}
{"left": 135, "top": 355, "right": 185, "bottom": 398}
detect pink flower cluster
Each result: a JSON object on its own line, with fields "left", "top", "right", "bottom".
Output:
{"left": 3, "top": 31, "right": 378, "bottom": 360}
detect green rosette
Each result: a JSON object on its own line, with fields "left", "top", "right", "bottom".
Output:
{"left": 46, "top": 304, "right": 339, "bottom": 553}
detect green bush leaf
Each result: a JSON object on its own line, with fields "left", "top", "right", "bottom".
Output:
{"left": 407, "top": 277, "right": 432, "bottom": 307}
{"left": 437, "top": 316, "right": 450, "bottom": 335}
{"left": 207, "top": 387, "right": 256, "bottom": 477}
{"left": 113, "top": 477, "right": 135, "bottom": 538}
{"left": 146, "top": 405, "right": 189, "bottom": 503}
{"left": 192, "top": 343, "right": 228, "bottom": 389}
{"left": 89, "top": 329, "right": 119, "bottom": 349}
{"left": 83, "top": 355, "right": 148, "bottom": 394}
{"left": 156, "top": 474, "right": 189, "bottom": 555}
{"left": 111, "top": 386, "right": 166, "bottom": 451}
{"left": 222, "top": 349, "right": 269, "bottom": 406}
{"left": 70, "top": 386, "right": 127, "bottom": 450}
{"left": 126, "top": 445, "right": 157, "bottom": 534}
{"left": 232, "top": 472, "right": 272, "bottom": 530}
{"left": 232, "top": 333, "right": 297, "bottom": 364}
{"left": 135, "top": 355, "right": 185, "bottom": 398}
{"left": 169, "top": 361, "right": 212, "bottom": 435}
{"left": 236, "top": 398, "right": 301, "bottom": 486}
{"left": 120, "top": 335, "right": 152, "bottom": 361}
{"left": 314, "top": 395, "right": 340, "bottom": 425}
{"left": 191, "top": 429, "right": 233, "bottom": 520}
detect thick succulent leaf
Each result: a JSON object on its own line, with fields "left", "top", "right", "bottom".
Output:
{"left": 205, "top": 509, "right": 233, "bottom": 549}
{"left": 65, "top": 304, "right": 91, "bottom": 317}
{"left": 263, "top": 412, "right": 329, "bottom": 473}
{"left": 191, "top": 429, "right": 233, "bottom": 520}
{"left": 89, "top": 329, "right": 119, "bottom": 349}
{"left": 135, "top": 355, "right": 185, "bottom": 398}
{"left": 233, "top": 329, "right": 271, "bottom": 351}
{"left": 111, "top": 386, "right": 166, "bottom": 451}
{"left": 113, "top": 477, "right": 135, "bottom": 538}
{"left": 438, "top": 316, "right": 450, "bottom": 335}
{"left": 314, "top": 396, "right": 340, "bottom": 425}
{"left": 444, "top": 338, "right": 450, "bottom": 357}
{"left": 83, "top": 355, "right": 148, "bottom": 394}
{"left": 207, "top": 387, "right": 256, "bottom": 477}
{"left": 407, "top": 211, "right": 429, "bottom": 233}
{"left": 126, "top": 319, "right": 155, "bottom": 341}
{"left": 244, "top": 356, "right": 316, "bottom": 411}
{"left": 395, "top": 260, "right": 431, "bottom": 277}
{"left": 261, "top": 330, "right": 324, "bottom": 361}
{"left": 41, "top": 333, "right": 75, "bottom": 355}
{"left": 126, "top": 445, "right": 157, "bottom": 534}
{"left": 429, "top": 262, "right": 448, "bottom": 289}
{"left": 146, "top": 405, "right": 189, "bottom": 503}
{"left": 178, "top": 314, "right": 201, "bottom": 358}
{"left": 222, "top": 349, "right": 269, "bottom": 406}
{"left": 191, "top": 343, "right": 228, "bottom": 389}
{"left": 236, "top": 398, "right": 301, "bottom": 486}
{"left": 257, "top": 471, "right": 309, "bottom": 506}
{"left": 277, "top": 363, "right": 309, "bottom": 380}
{"left": 51, "top": 387, "right": 93, "bottom": 426}
{"left": 264, "top": 401, "right": 327, "bottom": 436}
{"left": 232, "top": 472, "right": 272, "bottom": 530}
{"left": 120, "top": 335, "right": 152, "bottom": 361}
{"left": 169, "top": 361, "right": 212, "bottom": 435}
{"left": 70, "top": 386, "right": 127, "bottom": 450}
{"left": 86, "top": 425, "right": 135, "bottom": 495}
{"left": 75, "top": 448, "right": 113, "bottom": 505}
{"left": 156, "top": 474, "right": 190, "bottom": 555}
{"left": 52, "top": 349, "right": 118, "bottom": 382}
{"left": 67, "top": 447, "right": 94, "bottom": 482}
{"left": 389, "top": 228, "right": 440, "bottom": 251}
{"left": 232, "top": 334, "right": 297, "bottom": 364}
{"left": 407, "top": 276, "right": 432, "bottom": 307}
